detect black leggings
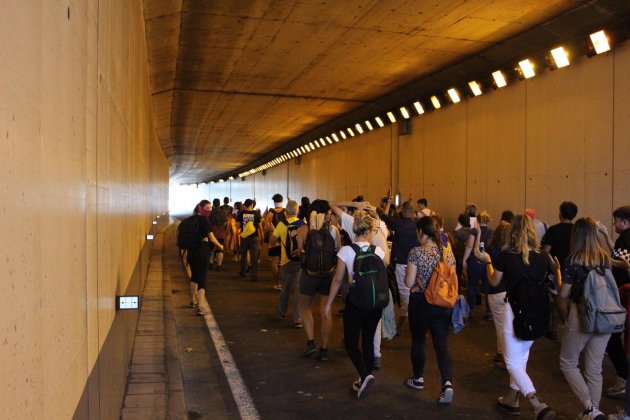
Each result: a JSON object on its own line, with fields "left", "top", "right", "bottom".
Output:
{"left": 607, "top": 332, "right": 629, "bottom": 379}
{"left": 408, "top": 292, "right": 453, "bottom": 384}
{"left": 189, "top": 242, "right": 211, "bottom": 290}
{"left": 343, "top": 301, "right": 382, "bottom": 381}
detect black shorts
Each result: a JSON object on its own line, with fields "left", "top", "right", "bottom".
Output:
{"left": 213, "top": 238, "right": 225, "bottom": 253}
{"left": 299, "top": 272, "right": 333, "bottom": 296}
{"left": 268, "top": 246, "right": 281, "bottom": 257}
{"left": 189, "top": 242, "right": 211, "bottom": 289}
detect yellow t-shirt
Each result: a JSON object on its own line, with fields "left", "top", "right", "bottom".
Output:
{"left": 273, "top": 217, "right": 300, "bottom": 266}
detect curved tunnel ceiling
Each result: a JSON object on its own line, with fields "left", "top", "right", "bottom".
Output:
{"left": 142, "top": 0, "right": 626, "bottom": 184}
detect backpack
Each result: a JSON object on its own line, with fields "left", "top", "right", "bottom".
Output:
{"left": 284, "top": 219, "right": 305, "bottom": 261}
{"left": 348, "top": 244, "right": 389, "bottom": 310}
{"left": 303, "top": 223, "right": 337, "bottom": 277}
{"left": 509, "top": 264, "right": 550, "bottom": 341}
{"left": 177, "top": 216, "right": 202, "bottom": 250}
{"left": 576, "top": 267, "right": 626, "bottom": 334}
{"left": 340, "top": 229, "right": 353, "bottom": 247}
{"left": 270, "top": 208, "right": 287, "bottom": 227}
{"left": 424, "top": 247, "right": 458, "bottom": 308}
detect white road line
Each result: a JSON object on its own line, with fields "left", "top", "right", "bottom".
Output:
{"left": 203, "top": 307, "right": 261, "bottom": 420}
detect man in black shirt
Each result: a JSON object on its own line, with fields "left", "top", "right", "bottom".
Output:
{"left": 237, "top": 199, "right": 262, "bottom": 281}
{"left": 599, "top": 205, "right": 630, "bottom": 397}
{"left": 220, "top": 196, "right": 233, "bottom": 217}
{"left": 541, "top": 201, "right": 578, "bottom": 340}
{"left": 209, "top": 198, "right": 228, "bottom": 271}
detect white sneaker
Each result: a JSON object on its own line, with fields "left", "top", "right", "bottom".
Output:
{"left": 582, "top": 406, "right": 605, "bottom": 420}
{"left": 608, "top": 377, "right": 627, "bottom": 397}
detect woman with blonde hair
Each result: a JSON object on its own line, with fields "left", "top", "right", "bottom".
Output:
{"left": 325, "top": 210, "right": 385, "bottom": 400}
{"left": 558, "top": 217, "right": 612, "bottom": 420}
{"left": 476, "top": 214, "right": 560, "bottom": 419}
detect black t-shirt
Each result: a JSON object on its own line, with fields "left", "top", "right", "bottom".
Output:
{"left": 467, "top": 226, "right": 493, "bottom": 261}
{"left": 197, "top": 215, "right": 211, "bottom": 240}
{"left": 220, "top": 204, "right": 233, "bottom": 217}
{"left": 487, "top": 247, "right": 506, "bottom": 294}
{"left": 237, "top": 210, "right": 261, "bottom": 230}
{"left": 378, "top": 211, "right": 419, "bottom": 264}
{"left": 541, "top": 223, "right": 573, "bottom": 270}
{"left": 494, "top": 250, "right": 552, "bottom": 301}
{"left": 613, "top": 228, "right": 630, "bottom": 286}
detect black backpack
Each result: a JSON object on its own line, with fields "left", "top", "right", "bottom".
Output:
{"left": 284, "top": 219, "right": 305, "bottom": 261}
{"left": 340, "top": 229, "right": 353, "bottom": 247}
{"left": 509, "top": 263, "right": 550, "bottom": 340}
{"left": 177, "top": 216, "right": 202, "bottom": 250}
{"left": 348, "top": 244, "right": 389, "bottom": 310}
{"left": 303, "top": 223, "right": 337, "bottom": 277}
{"left": 270, "top": 208, "right": 287, "bottom": 227}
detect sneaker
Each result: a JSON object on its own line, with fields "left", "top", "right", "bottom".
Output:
{"left": 608, "top": 408, "right": 630, "bottom": 420}
{"left": 405, "top": 377, "right": 424, "bottom": 390}
{"left": 189, "top": 301, "right": 197, "bottom": 308}
{"left": 497, "top": 392, "right": 520, "bottom": 415}
{"left": 373, "top": 357, "right": 381, "bottom": 370}
{"left": 608, "top": 377, "right": 627, "bottom": 398}
{"left": 293, "top": 321, "right": 303, "bottom": 328}
{"left": 352, "top": 379, "right": 361, "bottom": 392}
{"left": 357, "top": 375, "right": 374, "bottom": 400}
{"left": 277, "top": 312, "right": 286, "bottom": 320}
{"left": 534, "top": 404, "right": 556, "bottom": 420}
{"left": 318, "top": 348, "right": 328, "bottom": 361}
{"left": 438, "top": 383, "right": 454, "bottom": 404}
{"left": 582, "top": 406, "right": 605, "bottom": 420}
{"left": 196, "top": 308, "right": 206, "bottom": 316}
{"left": 302, "top": 342, "right": 317, "bottom": 357}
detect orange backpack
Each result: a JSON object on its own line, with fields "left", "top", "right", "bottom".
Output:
{"left": 423, "top": 246, "right": 458, "bottom": 308}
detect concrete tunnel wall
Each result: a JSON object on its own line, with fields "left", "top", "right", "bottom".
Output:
{"left": 1, "top": 1, "right": 169, "bottom": 419}
{"left": 206, "top": 43, "right": 630, "bottom": 234}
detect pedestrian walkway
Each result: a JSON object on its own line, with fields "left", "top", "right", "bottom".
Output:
{"left": 120, "top": 224, "right": 187, "bottom": 420}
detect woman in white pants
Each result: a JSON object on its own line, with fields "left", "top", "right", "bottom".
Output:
{"left": 476, "top": 214, "right": 561, "bottom": 420}
{"left": 557, "top": 217, "right": 611, "bottom": 420}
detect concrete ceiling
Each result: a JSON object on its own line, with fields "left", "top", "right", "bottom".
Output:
{"left": 142, "top": 0, "right": 623, "bottom": 184}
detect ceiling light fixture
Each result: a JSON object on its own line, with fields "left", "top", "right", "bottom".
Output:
{"left": 365, "top": 120, "right": 374, "bottom": 130}
{"left": 447, "top": 88, "right": 460, "bottom": 103}
{"left": 331, "top": 134, "right": 338, "bottom": 143}
{"left": 518, "top": 59, "right": 535, "bottom": 78}
{"left": 590, "top": 30, "right": 610, "bottom": 54}
{"left": 430, "top": 96, "right": 441, "bottom": 109}
{"left": 550, "top": 47, "right": 570, "bottom": 68}
{"left": 375, "top": 116, "right": 385, "bottom": 127}
{"left": 347, "top": 128, "right": 355, "bottom": 137}
{"left": 400, "top": 106, "right": 410, "bottom": 119}
{"left": 320, "top": 138, "right": 326, "bottom": 147}
{"left": 413, "top": 101, "right": 424, "bottom": 115}
{"left": 339, "top": 131, "right": 346, "bottom": 140}
{"left": 387, "top": 112, "right": 396, "bottom": 123}
{"left": 355, "top": 123, "right": 364, "bottom": 134}
{"left": 468, "top": 81, "right": 482, "bottom": 96}
{"left": 492, "top": 70, "right": 507, "bottom": 88}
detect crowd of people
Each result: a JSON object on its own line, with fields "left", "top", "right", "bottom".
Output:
{"left": 178, "top": 193, "right": 630, "bottom": 420}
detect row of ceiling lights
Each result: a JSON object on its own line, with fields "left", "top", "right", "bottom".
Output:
{"left": 209, "top": 30, "right": 613, "bottom": 184}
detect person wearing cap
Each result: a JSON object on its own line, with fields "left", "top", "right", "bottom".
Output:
{"left": 525, "top": 208, "right": 548, "bottom": 244}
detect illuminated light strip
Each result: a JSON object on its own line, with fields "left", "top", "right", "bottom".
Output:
{"left": 387, "top": 112, "right": 396, "bottom": 123}
{"left": 413, "top": 102, "right": 424, "bottom": 114}
{"left": 375, "top": 116, "right": 385, "bottom": 127}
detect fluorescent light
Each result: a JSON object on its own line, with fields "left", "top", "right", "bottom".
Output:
{"left": 210, "top": 181, "right": 215, "bottom": 184}
{"left": 347, "top": 128, "right": 355, "bottom": 137}
{"left": 375, "top": 116, "right": 385, "bottom": 127}
{"left": 309, "top": 141, "right": 315, "bottom": 149}
{"left": 228, "top": 176, "right": 234, "bottom": 180}
{"left": 340, "top": 131, "right": 346, "bottom": 140}
{"left": 219, "top": 179, "right": 224, "bottom": 183}
{"left": 550, "top": 47, "right": 570, "bottom": 68}
{"left": 365, "top": 120, "right": 373, "bottom": 130}
{"left": 413, "top": 101, "right": 424, "bottom": 115}
{"left": 468, "top": 81, "right": 482, "bottom": 96}
{"left": 492, "top": 70, "right": 507, "bottom": 88}
{"left": 297, "top": 149, "right": 302, "bottom": 155}
{"left": 331, "top": 134, "right": 338, "bottom": 143}
{"left": 319, "top": 138, "right": 326, "bottom": 147}
{"left": 355, "top": 123, "right": 364, "bottom": 134}
{"left": 305, "top": 144, "right": 311, "bottom": 152}
{"left": 590, "top": 30, "right": 610, "bottom": 54}
{"left": 518, "top": 59, "right": 535, "bottom": 78}
{"left": 300, "top": 146, "right": 306, "bottom": 153}
{"left": 447, "top": 88, "right": 460, "bottom": 103}
{"left": 430, "top": 96, "right": 441, "bottom": 109}
{"left": 400, "top": 107, "right": 410, "bottom": 119}
{"left": 387, "top": 112, "right": 396, "bottom": 123}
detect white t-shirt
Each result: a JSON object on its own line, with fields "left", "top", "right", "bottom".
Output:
{"left": 340, "top": 212, "right": 390, "bottom": 264}
{"left": 337, "top": 242, "right": 386, "bottom": 280}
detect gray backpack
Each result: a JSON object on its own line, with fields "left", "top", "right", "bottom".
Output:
{"left": 577, "top": 267, "right": 626, "bottom": 334}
